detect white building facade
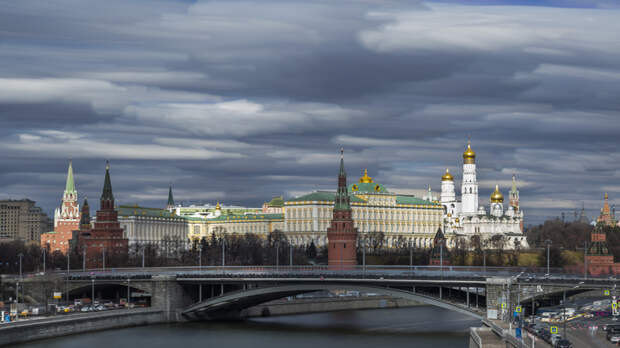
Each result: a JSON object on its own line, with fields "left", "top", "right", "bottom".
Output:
{"left": 440, "top": 141, "right": 528, "bottom": 249}
{"left": 285, "top": 170, "right": 444, "bottom": 248}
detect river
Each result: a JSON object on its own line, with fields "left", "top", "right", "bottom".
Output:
{"left": 14, "top": 306, "right": 481, "bottom": 348}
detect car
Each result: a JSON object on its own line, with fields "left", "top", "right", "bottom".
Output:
{"left": 609, "top": 334, "right": 620, "bottom": 344}
{"left": 550, "top": 334, "right": 562, "bottom": 346}
{"left": 554, "top": 339, "right": 572, "bottom": 348}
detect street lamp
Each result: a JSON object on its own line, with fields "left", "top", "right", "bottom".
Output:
{"left": 91, "top": 276, "right": 95, "bottom": 304}
{"left": 289, "top": 243, "right": 293, "bottom": 267}
{"left": 102, "top": 247, "right": 106, "bottom": 271}
{"left": 198, "top": 245, "right": 202, "bottom": 270}
{"left": 545, "top": 239, "right": 552, "bottom": 276}
{"left": 18, "top": 253, "right": 23, "bottom": 279}
{"left": 83, "top": 248, "right": 86, "bottom": 271}
{"left": 221, "top": 239, "right": 225, "bottom": 268}
{"left": 42, "top": 248, "right": 46, "bottom": 274}
{"left": 275, "top": 241, "right": 280, "bottom": 271}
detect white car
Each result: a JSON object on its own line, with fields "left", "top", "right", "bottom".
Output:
{"left": 609, "top": 334, "right": 620, "bottom": 343}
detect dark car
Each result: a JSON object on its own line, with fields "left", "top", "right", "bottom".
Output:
{"left": 555, "top": 339, "right": 572, "bottom": 348}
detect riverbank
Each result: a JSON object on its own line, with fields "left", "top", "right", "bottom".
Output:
{"left": 0, "top": 296, "right": 422, "bottom": 346}
{"left": 0, "top": 308, "right": 164, "bottom": 347}
{"left": 242, "top": 295, "right": 423, "bottom": 317}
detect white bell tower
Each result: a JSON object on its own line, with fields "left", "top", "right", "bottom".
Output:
{"left": 461, "top": 140, "right": 478, "bottom": 215}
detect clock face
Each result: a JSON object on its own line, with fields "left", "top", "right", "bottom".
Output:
{"left": 352, "top": 184, "right": 358, "bottom": 191}
{"left": 374, "top": 185, "right": 381, "bottom": 192}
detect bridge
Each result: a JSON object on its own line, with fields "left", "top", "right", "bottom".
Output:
{"left": 4, "top": 265, "right": 615, "bottom": 323}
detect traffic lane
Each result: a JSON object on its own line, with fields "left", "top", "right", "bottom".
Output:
{"left": 564, "top": 317, "right": 617, "bottom": 348}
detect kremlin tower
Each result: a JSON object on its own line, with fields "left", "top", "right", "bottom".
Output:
{"left": 597, "top": 193, "right": 616, "bottom": 227}
{"left": 75, "top": 161, "right": 128, "bottom": 268}
{"left": 326, "top": 149, "right": 358, "bottom": 269}
{"left": 41, "top": 160, "right": 81, "bottom": 253}
{"left": 461, "top": 140, "right": 479, "bottom": 215}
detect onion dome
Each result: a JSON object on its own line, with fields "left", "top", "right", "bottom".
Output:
{"left": 441, "top": 168, "right": 454, "bottom": 181}
{"left": 490, "top": 184, "right": 504, "bottom": 203}
{"left": 463, "top": 141, "right": 476, "bottom": 164}
{"left": 359, "top": 169, "right": 374, "bottom": 183}
{"left": 215, "top": 202, "right": 221, "bottom": 210}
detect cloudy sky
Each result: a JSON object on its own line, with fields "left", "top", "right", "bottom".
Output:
{"left": 1, "top": 0, "right": 619, "bottom": 226}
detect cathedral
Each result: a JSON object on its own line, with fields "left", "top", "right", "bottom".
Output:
{"left": 439, "top": 141, "right": 528, "bottom": 250}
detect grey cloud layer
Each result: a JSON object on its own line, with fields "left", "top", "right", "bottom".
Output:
{"left": 0, "top": 0, "right": 618, "bottom": 224}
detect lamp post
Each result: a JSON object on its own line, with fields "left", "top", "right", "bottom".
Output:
{"left": 102, "top": 247, "right": 106, "bottom": 271}
{"left": 221, "top": 239, "right": 225, "bottom": 268}
{"left": 289, "top": 244, "right": 293, "bottom": 267}
{"left": 18, "top": 253, "right": 23, "bottom": 279}
{"left": 141, "top": 246, "right": 145, "bottom": 268}
{"left": 42, "top": 248, "right": 46, "bottom": 274}
{"left": 91, "top": 277, "right": 95, "bottom": 304}
{"left": 584, "top": 240, "right": 588, "bottom": 280}
{"left": 409, "top": 240, "right": 413, "bottom": 271}
{"left": 545, "top": 239, "right": 552, "bottom": 276}
{"left": 275, "top": 241, "right": 280, "bottom": 271}
{"left": 82, "top": 249, "right": 86, "bottom": 271}
{"left": 362, "top": 238, "right": 366, "bottom": 273}
{"left": 127, "top": 278, "right": 131, "bottom": 308}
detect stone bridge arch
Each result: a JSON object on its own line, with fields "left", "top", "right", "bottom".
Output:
{"left": 182, "top": 283, "right": 483, "bottom": 320}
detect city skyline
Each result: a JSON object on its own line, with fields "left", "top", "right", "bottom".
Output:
{"left": 1, "top": 0, "right": 620, "bottom": 225}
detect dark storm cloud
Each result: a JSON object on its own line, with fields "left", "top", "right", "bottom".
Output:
{"left": 0, "top": 0, "right": 619, "bottom": 224}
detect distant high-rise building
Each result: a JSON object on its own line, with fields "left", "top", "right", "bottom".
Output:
{"left": 41, "top": 160, "right": 80, "bottom": 253}
{"left": 0, "top": 199, "right": 51, "bottom": 243}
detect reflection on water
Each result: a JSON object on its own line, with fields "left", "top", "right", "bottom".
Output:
{"left": 15, "top": 306, "right": 481, "bottom": 348}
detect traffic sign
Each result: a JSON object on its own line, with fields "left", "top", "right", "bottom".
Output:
{"left": 605, "top": 290, "right": 611, "bottom": 296}
{"left": 516, "top": 306, "right": 522, "bottom": 313}
{"left": 501, "top": 303, "right": 506, "bottom": 309}
{"left": 550, "top": 326, "right": 558, "bottom": 334}
{"left": 613, "top": 302, "right": 617, "bottom": 310}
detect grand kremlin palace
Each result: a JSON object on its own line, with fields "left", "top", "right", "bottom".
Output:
{"left": 284, "top": 170, "right": 444, "bottom": 248}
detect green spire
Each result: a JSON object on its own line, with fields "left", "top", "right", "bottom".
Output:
{"left": 167, "top": 184, "right": 174, "bottom": 207}
{"left": 510, "top": 174, "right": 518, "bottom": 194}
{"left": 334, "top": 148, "right": 351, "bottom": 211}
{"left": 65, "top": 160, "right": 76, "bottom": 193}
{"left": 101, "top": 161, "right": 114, "bottom": 201}
{"left": 338, "top": 148, "right": 346, "bottom": 177}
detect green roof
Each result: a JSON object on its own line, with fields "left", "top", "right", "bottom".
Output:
{"left": 267, "top": 196, "right": 284, "bottom": 207}
{"left": 118, "top": 205, "right": 179, "bottom": 218}
{"left": 395, "top": 195, "right": 438, "bottom": 206}
{"left": 184, "top": 213, "right": 284, "bottom": 222}
{"left": 288, "top": 191, "right": 366, "bottom": 203}
{"left": 348, "top": 182, "right": 388, "bottom": 194}
{"left": 288, "top": 191, "right": 439, "bottom": 207}
{"left": 65, "top": 160, "right": 76, "bottom": 193}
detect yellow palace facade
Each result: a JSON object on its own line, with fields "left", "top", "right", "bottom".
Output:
{"left": 284, "top": 170, "right": 444, "bottom": 248}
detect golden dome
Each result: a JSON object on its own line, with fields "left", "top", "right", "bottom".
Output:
{"left": 463, "top": 141, "right": 476, "bottom": 164}
{"left": 441, "top": 168, "right": 454, "bottom": 181}
{"left": 359, "top": 169, "right": 374, "bottom": 183}
{"left": 490, "top": 184, "right": 504, "bottom": 203}
{"left": 215, "top": 202, "right": 221, "bottom": 210}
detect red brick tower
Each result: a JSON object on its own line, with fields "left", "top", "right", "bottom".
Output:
{"left": 78, "top": 161, "right": 128, "bottom": 268}
{"left": 586, "top": 223, "right": 615, "bottom": 276}
{"left": 41, "top": 160, "right": 80, "bottom": 253}
{"left": 327, "top": 149, "right": 358, "bottom": 270}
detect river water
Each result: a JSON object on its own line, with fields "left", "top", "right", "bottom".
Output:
{"left": 15, "top": 306, "right": 481, "bottom": 348}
